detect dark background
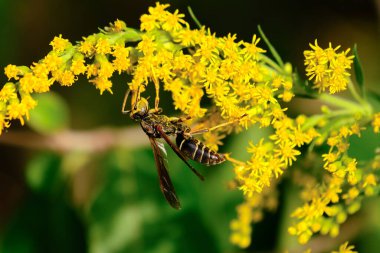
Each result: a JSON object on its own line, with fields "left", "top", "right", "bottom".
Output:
{"left": 0, "top": 1, "right": 379, "bottom": 252}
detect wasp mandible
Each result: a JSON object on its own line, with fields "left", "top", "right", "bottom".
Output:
{"left": 122, "top": 88, "right": 240, "bottom": 209}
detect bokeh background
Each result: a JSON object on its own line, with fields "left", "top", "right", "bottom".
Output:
{"left": 0, "top": 0, "right": 379, "bottom": 252}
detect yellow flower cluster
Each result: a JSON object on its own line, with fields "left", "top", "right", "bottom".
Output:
{"left": 289, "top": 125, "right": 379, "bottom": 244}
{"left": 130, "top": 2, "right": 295, "bottom": 126}
{"left": 1, "top": 19, "right": 139, "bottom": 134}
{"left": 372, "top": 112, "right": 380, "bottom": 133}
{"left": 1, "top": 2, "right": 295, "bottom": 138}
{"left": 332, "top": 241, "right": 357, "bottom": 253}
{"left": 302, "top": 241, "right": 357, "bottom": 253}
{"left": 230, "top": 184, "right": 278, "bottom": 248}
{"left": 229, "top": 114, "right": 318, "bottom": 248}
{"left": 233, "top": 115, "right": 318, "bottom": 198}
{"left": 304, "top": 40, "right": 354, "bottom": 94}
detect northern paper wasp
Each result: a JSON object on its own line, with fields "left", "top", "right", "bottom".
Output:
{"left": 122, "top": 88, "right": 242, "bottom": 209}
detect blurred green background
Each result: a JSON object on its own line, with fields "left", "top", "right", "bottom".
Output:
{"left": 0, "top": 0, "right": 379, "bottom": 252}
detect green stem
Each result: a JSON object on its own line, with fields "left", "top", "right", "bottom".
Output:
{"left": 260, "top": 54, "right": 285, "bottom": 74}
{"left": 318, "top": 93, "right": 364, "bottom": 112}
{"left": 257, "top": 25, "right": 284, "bottom": 68}
{"left": 347, "top": 79, "right": 366, "bottom": 105}
{"left": 187, "top": 6, "right": 202, "bottom": 29}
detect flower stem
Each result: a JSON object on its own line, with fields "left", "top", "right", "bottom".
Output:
{"left": 347, "top": 79, "right": 366, "bottom": 105}
{"left": 260, "top": 54, "right": 285, "bottom": 74}
{"left": 318, "top": 93, "right": 364, "bottom": 112}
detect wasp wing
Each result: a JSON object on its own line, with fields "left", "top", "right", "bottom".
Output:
{"left": 148, "top": 137, "right": 181, "bottom": 209}
{"left": 156, "top": 125, "right": 204, "bottom": 181}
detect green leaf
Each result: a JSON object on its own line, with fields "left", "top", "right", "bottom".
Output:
{"left": 28, "top": 92, "right": 69, "bottom": 134}
{"left": 353, "top": 44, "right": 364, "bottom": 92}
{"left": 25, "top": 152, "right": 63, "bottom": 195}
{"left": 258, "top": 25, "right": 284, "bottom": 68}
{"left": 187, "top": 6, "right": 202, "bottom": 29}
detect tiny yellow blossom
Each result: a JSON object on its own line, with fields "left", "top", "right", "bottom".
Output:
{"left": 43, "top": 53, "right": 62, "bottom": 72}
{"left": 95, "top": 38, "right": 112, "bottom": 55}
{"left": 161, "top": 9, "right": 186, "bottom": 31}
{"left": 79, "top": 36, "right": 96, "bottom": 57}
{"left": 7, "top": 101, "right": 27, "bottom": 125}
{"left": 4, "top": 64, "right": 20, "bottom": 80}
{"left": 111, "top": 19, "right": 127, "bottom": 32}
{"left": 90, "top": 77, "right": 113, "bottom": 94}
{"left": 70, "top": 58, "right": 87, "bottom": 75}
{"left": 332, "top": 241, "right": 357, "bottom": 253}
{"left": 304, "top": 40, "right": 353, "bottom": 94}
{"left": 0, "top": 83, "right": 17, "bottom": 102}
{"left": 242, "top": 34, "right": 266, "bottom": 60}
{"left": 274, "top": 141, "right": 301, "bottom": 166}
{"left": 50, "top": 34, "right": 71, "bottom": 53}
{"left": 372, "top": 112, "right": 380, "bottom": 133}
{"left": 53, "top": 70, "right": 76, "bottom": 86}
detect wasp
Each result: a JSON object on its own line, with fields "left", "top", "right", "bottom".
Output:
{"left": 122, "top": 89, "right": 239, "bottom": 209}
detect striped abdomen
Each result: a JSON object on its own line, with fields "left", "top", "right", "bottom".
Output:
{"left": 176, "top": 134, "right": 225, "bottom": 166}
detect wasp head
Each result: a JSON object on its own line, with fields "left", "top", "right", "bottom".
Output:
{"left": 130, "top": 98, "right": 149, "bottom": 120}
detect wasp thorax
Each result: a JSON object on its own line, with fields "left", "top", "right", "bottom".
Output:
{"left": 130, "top": 98, "right": 149, "bottom": 120}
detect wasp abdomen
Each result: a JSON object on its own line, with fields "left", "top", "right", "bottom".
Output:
{"left": 176, "top": 134, "right": 225, "bottom": 165}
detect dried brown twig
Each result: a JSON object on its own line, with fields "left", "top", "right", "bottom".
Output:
{"left": 0, "top": 126, "right": 148, "bottom": 153}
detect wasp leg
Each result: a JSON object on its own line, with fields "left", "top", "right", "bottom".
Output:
{"left": 189, "top": 114, "right": 247, "bottom": 135}
{"left": 169, "top": 115, "right": 191, "bottom": 123}
{"left": 156, "top": 125, "right": 205, "bottom": 181}
{"left": 149, "top": 108, "right": 163, "bottom": 114}
{"left": 122, "top": 88, "right": 131, "bottom": 114}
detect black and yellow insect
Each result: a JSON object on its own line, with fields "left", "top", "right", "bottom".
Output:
{"left": 122, "top": 89, "right": 229, "bottom": 209}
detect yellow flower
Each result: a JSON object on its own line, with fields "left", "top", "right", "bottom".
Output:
{"left": 4, "top": 64, "right": 20, "bottom": 80}
{"left": 53, "top": 70, "right": 76, "bottom": 86}
{"left": 363, "top": 173, "right": 377, "bottom": 187}
{"left": 43, "top": 53, "right": 62, "bottom": 72}
{"left": 304, "top": 40, "right": 353, "bottom": 94}
{"left": 7, "top": 101, "right": 27, "bottom": 125}
{"left": 19, "top": 73, "right": 39, "bottom": 93}
{"left": 0, "top": 83, "right": 17, "bottom": 102}
{"left": 148, "top": 2, "right": 170, "bottom": 19}
{"left": 95, "top": 38, "right": 112, "bottom": 55}
{"left": 162, "top": 9, "right": 186, "bottom": 31}
{"left": 175, "top": 28, "right": 202, "bottom": 47}
{"left": 79, "top": 36, "right": 96, "bottom": 57}
{"left": 50, "top": 34, "right": 71, "bottom": 53}
{"left": 342, "top": 187, "right": 359, "bottom": 201}
{"left": 332, "top": 241, "right": 357, "bottom": 253}
{"left": 279, "top": 90, "right": 294, "bottom": 102}
{"left": 137, "top": 35, "right": 156, "bottom": 55}
{"left": 0, "top": 112, "right": 10, "bottom": 135}
{"left": 274, "top": 141, "right": 300, "bottom": 166}
{"left": 372, "top": 112, "right": 380, "bottom": 133}
{"left": 242, "top": 34, "right": 266, "bottom": 60}
{"left": 31, "top": 62, "right": 49, "bottom": 78}
{"left": 70, "top": 58, "right": 87, "bottom": 75}
{"left": 98, "top": 60, "right": 114, "bottom": 79}
{"left": 202, "top": 131, "right": 225, "bottom": 152}
{"left": 110, "top": 19, "right": 126, "bottom": 32}
{"left": 90, "top": 77, "right": 113, "bottom": 94}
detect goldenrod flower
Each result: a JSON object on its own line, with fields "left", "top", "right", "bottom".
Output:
{"left": 372, "top": 112, "right": 380, "bottom": 133}
{"left": 79, "top": 36, "right": 96, "bottom": 57}
{"left": 4, "top": 64, "right": 21, "bottom": 80}
{"left": 0, "top": 83, "right": 17, "bottom": 102}
{"left": 304, "top": 40, "right": 354, "bottom": 94}
{"left": 50, "top": 34, "right": 71, "bottom": 53}
{"left": 332, "top": 241, "right": 357, "bottom": 253}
